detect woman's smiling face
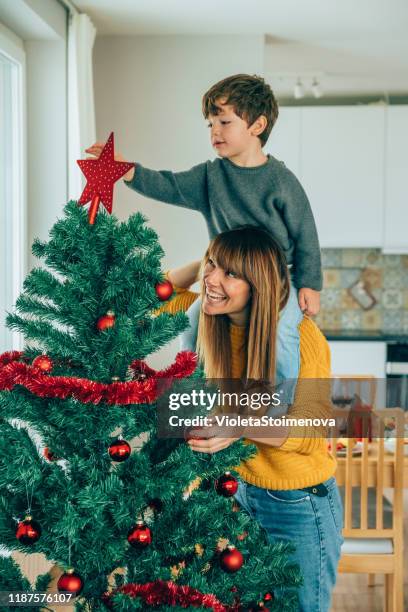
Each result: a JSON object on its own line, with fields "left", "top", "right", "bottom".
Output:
{"left": 202, "top": 257, "right": 251, "bottom": 325}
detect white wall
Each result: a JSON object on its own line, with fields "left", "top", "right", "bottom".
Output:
{"left": 0, "top": 0, "right": 66, "bottom": 41}
{"left": 93, "top": 34, "right": 264, "bottom": 366}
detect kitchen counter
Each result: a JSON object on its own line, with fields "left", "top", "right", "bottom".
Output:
{"left": 322, "top": 330, "right": 408, "bottom": 343}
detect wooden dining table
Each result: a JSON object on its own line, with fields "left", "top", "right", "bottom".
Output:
{"left": 334, "top": 441, "right": 408, "bottom": 487}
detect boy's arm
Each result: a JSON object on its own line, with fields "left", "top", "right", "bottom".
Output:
{"left": 85, "top": 143, "right": 208, "bottom": 212}
{"left": 125, "top": 162, "right": 209, "bottom": 213}
{"left": 279, "top": 172, "right": 323, "bottom": 292}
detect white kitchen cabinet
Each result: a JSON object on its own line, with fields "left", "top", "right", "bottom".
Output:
{"left": 329, "top": 341, "right": 387, "bottom": 407}
{"left": 329, "top": 341, "right": 386, "bottom": 378}
{"left": 300, "top": 107, "right": 385, "bottom": 248}
{"left": 267, "top": 104, "right": 407, "bottom": 250}
{"left": 383, "top": 106, "right": 408, "bottom": 253}
{"left": 266, "top": 107, "right": 301, "bottom": 177}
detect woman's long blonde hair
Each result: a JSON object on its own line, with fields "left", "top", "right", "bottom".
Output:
{"left": 197, "top": 227, "right": 290, "bottom": 382}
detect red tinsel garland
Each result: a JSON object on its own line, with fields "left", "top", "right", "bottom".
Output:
{"left": 102, "top": 580, "right": 240, "bottom": 611}
{"left": 0, "top": 351, "right": 197, "bottom": 405}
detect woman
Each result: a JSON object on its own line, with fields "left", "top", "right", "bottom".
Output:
{"left": 164, "top": 227, "right": 343, "bottom": 612}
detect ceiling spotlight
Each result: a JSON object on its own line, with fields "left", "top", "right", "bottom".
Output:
{"left": 311, "top": 78, "right": 322, "bottom": 98}
{"left": 294, "top": 79, "right": 304, "bottom": 99}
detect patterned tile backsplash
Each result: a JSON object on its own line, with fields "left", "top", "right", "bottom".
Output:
{"left": 314, "top": 249, "right": 408, "bottom": 331}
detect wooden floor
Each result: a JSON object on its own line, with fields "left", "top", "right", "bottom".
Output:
{"left": 332, "top": 572, "right": 407, "bottom": 612}
{"left": 12, "top": 494, "right": 408, "bottom": 612}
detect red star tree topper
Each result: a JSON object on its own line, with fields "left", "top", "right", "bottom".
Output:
{"left": 77, "top": 132, "right": 134, "bottom": 224}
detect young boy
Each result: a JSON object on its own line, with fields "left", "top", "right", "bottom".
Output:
{"left": 86, "top": 74, "right": 322, "bottom": 387}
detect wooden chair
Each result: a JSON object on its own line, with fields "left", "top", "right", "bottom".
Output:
{"left": 329, "top": 407, "right": 405, "bottom": 612}
{"left": 331, "top": 374, "right": 377, "bottom": 409}
{"left": 331, "top": 374, "right": 384, "bottom": 587}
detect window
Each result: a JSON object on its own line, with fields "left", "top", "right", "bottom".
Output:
{"left": 0, "top": 24, "right": 26, "bottom": 351}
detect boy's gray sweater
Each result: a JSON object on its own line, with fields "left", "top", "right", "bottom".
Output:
{"left": 125, "top": 155, "right": 322, "bottom": 290}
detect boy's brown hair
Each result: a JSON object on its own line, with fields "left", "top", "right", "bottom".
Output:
{"left": 202, "top": 74, "right": 279, "bottom": 146}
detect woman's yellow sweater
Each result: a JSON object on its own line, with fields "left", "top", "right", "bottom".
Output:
{"left": 162, "top": 286, "right": 336, "bottom": 490}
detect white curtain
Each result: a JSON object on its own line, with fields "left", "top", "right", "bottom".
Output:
{"left": 68, "top": 13, "right": 97, "bottom": 201}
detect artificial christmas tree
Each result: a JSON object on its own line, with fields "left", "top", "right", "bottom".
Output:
{"left": 0, "top": 135, "right": 301, "bottom": 611}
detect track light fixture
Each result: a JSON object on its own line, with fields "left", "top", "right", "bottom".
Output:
{"left": 311, "top": 78, "right": 322, "bottom": 98}
{"left": 294, "top": 79, "right": 304, "bottom": 99}
{"left": 274, "top": 73, "right": 326, "bottom": 99}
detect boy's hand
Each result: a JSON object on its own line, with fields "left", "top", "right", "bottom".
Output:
{"left": 298, "top": 288, "right": 320, "bottom": 316}
{"left": 85, "top": 143, "right": 135, "bottom": 182}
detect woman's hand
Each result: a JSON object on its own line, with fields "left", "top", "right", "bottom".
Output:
{"left": 186, "top": 417, "right": 242, "bottom": 454}
{"left": 186, "top": 410, "right": 290, "bottom": 451}
{"left": 85, "top": 143, "right": 135, "bottom": 182}
{"left": 187, "top": 436, "right": 239, "bottom": 454}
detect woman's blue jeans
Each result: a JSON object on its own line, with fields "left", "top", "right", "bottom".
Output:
{"left": 234, "top": 477, "right": 344, "bottom": 612}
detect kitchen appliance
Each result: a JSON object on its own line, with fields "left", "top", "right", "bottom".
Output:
{"left": 386, "top": 343, "right": 408, "bottom": 410}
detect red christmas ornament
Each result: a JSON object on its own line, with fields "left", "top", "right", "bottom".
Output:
{"left": 43, "top": 447, "right": 60, "bottom": 462}
{"left": 16, "top": 516, "right": 41, "bottom": 545}
{"left": 215, "top": 472, "right": 238, "bottom": 497}
{"left": 264, "top": 593, "right": 274, "bottom": 601}
{"left": 32, "top": 355, "right": 53, "bottom": 372}
{"left": 57, "top": 569, "right": 83, "bottom": 595}
{"left": 96, "top": 311, "right": 116, "bottom": 331}
{"left": 127, "top": 521, "right": 152, "bottom": 548}
{"left": 108, "top": 438, "right": 131, "bottom": 462}
{"left": 155, "top": 279, "right": 173, "bottom": 301}
{"left": 77, "top": 132, "right": 134, "bottom": 224}
{"left": 219, "top": 546, "right": 244, "bottom": 573}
